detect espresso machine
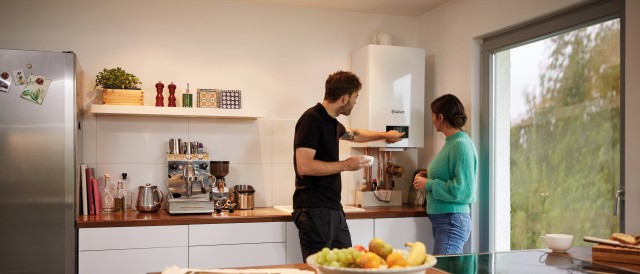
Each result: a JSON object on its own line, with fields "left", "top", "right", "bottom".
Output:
{"left": 165, "top": 139, "right": 217, "bottom": 214}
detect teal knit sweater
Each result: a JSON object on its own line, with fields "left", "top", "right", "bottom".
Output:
{"left": 425, "top": 131, "right": 478, "bottom": 214}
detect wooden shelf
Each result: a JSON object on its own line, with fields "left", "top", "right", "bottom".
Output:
{"left": 90, "top": 104, "right": 265, "bottom": 119}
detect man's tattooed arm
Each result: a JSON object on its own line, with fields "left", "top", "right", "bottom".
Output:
{"left": 340, "top": 128, "right": 358, "bottom": 140}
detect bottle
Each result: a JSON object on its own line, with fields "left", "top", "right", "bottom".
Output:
{"left": 101, "top": 174, "right": 115, "bottom": 213}
{"left": 359, "top": 178, "right": 367, "bottom": 192}
{"left": 182, "top": 83, "right": 193, "bottom": 108}
{"left": 114, "top": 180, "right": 126, "bottom": 212}
{"left": 371, "top": 179, "right": 378, "bottom": 191}
{"left": 121, "top": 173, "right": 132, "bottom": 211}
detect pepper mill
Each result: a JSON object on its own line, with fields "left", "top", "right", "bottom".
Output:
{"left": 168, "top": 82, "right": 177, "bottom": 107}
{"left": 155, "top": 81, "right": 165, "bottom": 107}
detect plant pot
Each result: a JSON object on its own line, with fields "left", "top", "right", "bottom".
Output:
{"left": 102, "top": 88, "right": 143, "bottom": 105}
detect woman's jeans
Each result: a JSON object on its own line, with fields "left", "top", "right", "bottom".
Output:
{"left": 429, "top": 213, "right": 472, "bottom": 255}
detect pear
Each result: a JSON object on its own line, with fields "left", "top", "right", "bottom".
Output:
{"left": 368, "top": 237, "right": 393, "bottom": 259}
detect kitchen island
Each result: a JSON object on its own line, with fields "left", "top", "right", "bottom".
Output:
{"left": 146, "top": 247, "right": 640, "bottom": 274}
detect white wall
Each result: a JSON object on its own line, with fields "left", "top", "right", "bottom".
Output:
{"left": 3, "top": 0, "right": 636, "bottom": 242}
{"left": 0, "top": 0, "right": 419, "bottom": 207}
{"left": 417, "top": 0, "right": 640, "bottom": 251}
{"left": 624, "top": 0, "right": 640, "bottom": 235}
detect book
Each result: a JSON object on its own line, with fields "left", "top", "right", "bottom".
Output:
{"left": 86, "top": 167, "right": 94, "bottom": 215}
{"left": 92, "top": 178, "right": 101, "bottom": 214}
{"left": 80, "top": 164, "right": 88, "bottom": 215}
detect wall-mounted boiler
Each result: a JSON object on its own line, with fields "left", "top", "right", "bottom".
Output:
{"left": 350, "top": 45, "right": 425, "bottom": 149}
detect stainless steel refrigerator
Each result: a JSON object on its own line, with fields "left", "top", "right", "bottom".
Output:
{"left": 0, "top": 49, "right": 81, "bottom": 274}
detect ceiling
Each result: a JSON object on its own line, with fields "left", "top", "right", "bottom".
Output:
{"left": 231, "top": 0, "right": 450, "bottom": 17}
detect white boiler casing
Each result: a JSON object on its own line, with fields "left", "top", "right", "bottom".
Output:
{"left": 350, "top": 45, "right": 425, "bottom": 149}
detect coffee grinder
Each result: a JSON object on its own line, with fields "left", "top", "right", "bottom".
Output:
{"left": 210, "top": 161, "right": 235, "bottom": 213}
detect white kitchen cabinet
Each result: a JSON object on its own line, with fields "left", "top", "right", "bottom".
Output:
{"left": 79, "top": 247, "right": 187, "bottom": 274}
{"left": 348, "top": 219, "right": 376, "bottom": 247}
{"left": 285, "top": 222, "right": 301, "bottom": 264}
{"left": 77, "top": 217, "right": 430, "bottom": 271}
{"left": 188, "top": 222, "right": 287, "bottom": 268}
{"left": 190, "top": 243, "right": 286, "bottom": 268}
{"left": 78, "top": 225, "right": 188, "bottom": 274}
{"left": 285, "top": 219, "right": 375, "bottom": 264}
{"left": 374, "top": 217, "right": 433, "bottom": 254}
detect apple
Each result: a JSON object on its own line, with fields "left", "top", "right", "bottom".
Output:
{"left": 353, "top": 245, "right": 367, "bottom": 253}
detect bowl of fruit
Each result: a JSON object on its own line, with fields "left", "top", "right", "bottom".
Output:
{"left": 306, "top": 238, "right": 437, "bottom": 274}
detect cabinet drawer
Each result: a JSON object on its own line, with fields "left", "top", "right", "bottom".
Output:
{"left": 79, "top": 247, "right": 187, "bottom": 274}
{"left": 374, "top": 217, "right": 431, "bottom": 251}
{"left": 189, "top": 243, "right": 286, "bottom": 268}
{"left": 189, "top": 222, "right": 285, "bottom": 246}
{"left": 79, "top": 225, "right": 188, "bottom": 251}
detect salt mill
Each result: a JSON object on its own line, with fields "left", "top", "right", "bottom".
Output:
{"left": 168, "top": 82, "right": 177, "bottom": 107}
{"left": 155, "top": 81, "right": 165, "bottom": 107}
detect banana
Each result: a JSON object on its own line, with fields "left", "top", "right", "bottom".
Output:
{"left": 404, "top": 241, "right": 427, "bottom": 266}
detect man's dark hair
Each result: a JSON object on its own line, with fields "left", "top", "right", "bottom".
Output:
{"left": 324, "top": 71, "right": 362, "bottom": 102}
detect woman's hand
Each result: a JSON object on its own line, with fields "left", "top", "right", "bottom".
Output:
{"left": 413, "top": 171, "right": 427, "bottom": 190}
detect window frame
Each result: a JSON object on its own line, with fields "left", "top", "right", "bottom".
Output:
{"left": 479, "top": 0, "right": 625, "bottom": 252}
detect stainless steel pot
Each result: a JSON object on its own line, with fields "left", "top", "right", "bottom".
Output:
{"left": 137, "top": 183, "right": 164, "bottom": 213}
{"left": 233, "top": 185, "right": 255, "bottom": 210}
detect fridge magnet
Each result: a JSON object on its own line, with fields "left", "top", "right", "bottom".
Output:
{"left": 0, "top": 72, "right": 10, "bottom": 92}
{"left": 20, "top": 75, "right": 51, "bottom": 105}
{"left": 0, "top": 78, "right": 10, "bottom": 93}
{"left": 12, "top": 69, "right": 26, "bottom": 85}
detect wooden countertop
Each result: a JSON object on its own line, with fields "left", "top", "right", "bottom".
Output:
{"left": 559, "top": 246, "right": 640, "bottom": 272}
{"left": 76, "top": 205, "right": 427, "bottom": 228}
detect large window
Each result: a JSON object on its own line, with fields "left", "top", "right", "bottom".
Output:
{"left": 480, "top": 0, "right": 623, "bottom": 251}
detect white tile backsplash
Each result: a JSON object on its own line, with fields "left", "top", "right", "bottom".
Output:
{"left": 188, "top": 118, "right": 272, "bottom": 163}
{"left": 224, "top": 163, "right": 273, "bottom": 208}
{"left": 83, "top": 113, "right": 416, "bottom": 208}
{"left": 96, "top": 115, "right": 188, "bottom": 164}
{"left": 85, "top": 114, "right": 288, "bottom": 208}
{"left": 272, "top": 164, "right": 296, "bottom": 206}
{"left": 82, "top": 114, "right": 98, "bottom": 164}
{"left": 271, "top": 119, "right": 295, "bottom": 164}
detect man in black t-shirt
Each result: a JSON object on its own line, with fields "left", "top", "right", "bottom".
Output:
{"left": 292, "top": 70, "right": 405, "bottom": 261}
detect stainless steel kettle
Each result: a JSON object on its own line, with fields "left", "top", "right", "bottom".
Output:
{"left": 136, "top": 183, "right": 164, "bottom": 213}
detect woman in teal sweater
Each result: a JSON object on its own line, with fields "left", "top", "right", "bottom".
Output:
{"left": 413, "top": 94, "right": 478, "bottom": 255}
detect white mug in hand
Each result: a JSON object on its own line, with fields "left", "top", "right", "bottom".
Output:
{"left": 362, "top": 155, "right": 374, "bottom": 167}
{"left": 539, "top": 234, "right": 574, "bottom": 253}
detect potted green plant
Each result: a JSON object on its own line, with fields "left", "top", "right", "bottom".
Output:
{"left": 95, "top": 67, "right": 141, "bottom": 90}
{"left": 95, "top": 67, "right": 144, "bottom": 105}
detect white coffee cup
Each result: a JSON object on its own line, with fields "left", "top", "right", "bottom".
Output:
{"left": 362, "top": 155, "right": 374, "bottom": 167}
{"left": 539, "top": 234, "right": 574, "bottom": 253}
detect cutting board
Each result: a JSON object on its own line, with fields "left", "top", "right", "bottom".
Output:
{"left": 592, "top": 244, "right": 640, "bottom": 265}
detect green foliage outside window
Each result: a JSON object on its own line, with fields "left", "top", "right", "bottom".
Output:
{"left": 510, "top": 20, "right": 620, "bottom": 249}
